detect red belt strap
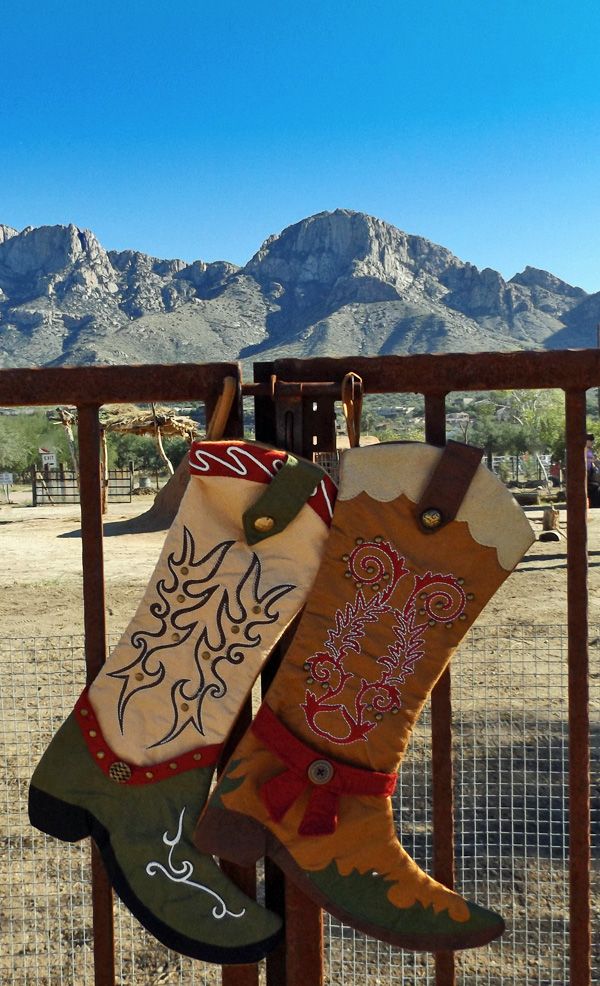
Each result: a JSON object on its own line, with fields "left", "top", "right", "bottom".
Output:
{"left": 252, "top": 703, "right": 397, "bottom": 836}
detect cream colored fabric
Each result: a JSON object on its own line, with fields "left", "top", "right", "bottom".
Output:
{"left": 89, "top": 475, "right": 329, "bottom": 765}
{"left": 338, "top": 443, "right": 534, "bottom": 571}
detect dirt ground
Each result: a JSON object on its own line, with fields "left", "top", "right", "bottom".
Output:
{"left": 1, "top": 486, "right": 599, "bottom": 638}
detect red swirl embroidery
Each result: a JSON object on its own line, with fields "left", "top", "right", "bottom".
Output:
{"left": 301, "top": 539, "right": 466, "bottom": 744}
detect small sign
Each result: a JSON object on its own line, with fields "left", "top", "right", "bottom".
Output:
{"left": 0, "top": 472, "right": 13, "bottom": 485}
{"left": 41, "top": 452, "right": 57, "bottom": 468}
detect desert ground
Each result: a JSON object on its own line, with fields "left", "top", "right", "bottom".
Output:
{"left": 1, "top": 486, "right": 598, "bottom": 985}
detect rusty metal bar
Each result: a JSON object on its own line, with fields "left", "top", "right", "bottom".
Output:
{"left": 269, "top": 350, "right": 600, "bottom": 393}
{"left": 0, "top": 361, "right": 241, "bottom": 406}
{"left": 77, "top": 403, "right": 115, "bottom": 986}
{"left": 424, "top": 394, "right": 456, "bottom": 986}
{"left": 565, "top": 389, "right": 591, "bottom": 986}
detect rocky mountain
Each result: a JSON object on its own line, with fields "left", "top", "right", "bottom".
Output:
{"left": 0, "top": 210, "right": 596, "bottom": 369}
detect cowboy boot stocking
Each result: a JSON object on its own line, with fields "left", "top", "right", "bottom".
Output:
{"left": 195, "top": 441, "right": 534, "bottom": 952}
{"left": 29, "top": 440, "right": 337, "bottom": 963}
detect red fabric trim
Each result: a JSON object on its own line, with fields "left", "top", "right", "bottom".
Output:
{"left": 188, "top": 440, "right": 337, "bottom": 527}
{"left": 252, "top": 704, "right": 396, "bottom": 836}
{"left": 74, "top": 690, "right": 222, "bottom": 785}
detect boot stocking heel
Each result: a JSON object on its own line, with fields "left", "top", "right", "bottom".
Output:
{"left": 28, "top": 786, "right": 92, "bottom": 842}
{"left": 196, "top": 805, "right": 269, "bottom": 867}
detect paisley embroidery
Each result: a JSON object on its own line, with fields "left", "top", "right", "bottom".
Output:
{"left": 301, "top": 538, "right": 467, "bottom": 744}
{"left": 108, "top": 526, "right": 295, "bottom": 746}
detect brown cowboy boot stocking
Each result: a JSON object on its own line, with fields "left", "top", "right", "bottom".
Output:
{"left": 194, "top": 441, "right": 534, "bottom": 952}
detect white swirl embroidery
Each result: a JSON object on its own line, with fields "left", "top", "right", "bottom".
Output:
{"left": 190, "top": 444, "right": 282, "bottom": 478}
{"left": 145, "top": 807, "right": 246, "bottom": 920}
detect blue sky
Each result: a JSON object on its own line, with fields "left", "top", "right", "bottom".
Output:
{"left": 2, "top": 0, "right": 599, "bottom": 290}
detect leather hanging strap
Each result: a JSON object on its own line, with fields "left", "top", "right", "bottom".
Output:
{"left": 341, "top": 372, "right": 363, "bottom": 448}
{"left": 415, "top": 440, "right": 483, "bottom": 534}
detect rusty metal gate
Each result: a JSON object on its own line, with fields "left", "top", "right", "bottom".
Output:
{"left": 0, "top": 351, "right": 597, "bottom": 986}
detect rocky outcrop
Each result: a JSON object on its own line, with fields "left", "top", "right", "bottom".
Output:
{"left": 0, "top": 211, "right": 597, "bottom": 368}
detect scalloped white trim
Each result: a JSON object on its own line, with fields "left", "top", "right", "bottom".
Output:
{"left": 338, "top": 444, "right": 534, "bottom": 572}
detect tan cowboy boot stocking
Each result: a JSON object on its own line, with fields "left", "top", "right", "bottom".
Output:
{"left": 29, "top": 440, "right": 336, "bottom": 963}
{"left": 194, "top": 441, "right": 534, "bottom": 952}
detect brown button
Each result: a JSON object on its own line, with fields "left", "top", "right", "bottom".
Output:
{"left": 254, "top": 516, "right": 275, "bottom": 532}
{"left": 109, "top": 761, "right": 132, "bottom": 783}
{"left": 420, "top": 508, "right": 443, "bottom": 530}
{"left": 307, "top": 760, "right": 334, "bottom": 785}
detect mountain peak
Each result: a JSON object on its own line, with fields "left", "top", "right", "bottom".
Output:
{"left": 510, "top": 265, "right": 586, "bottom": 299}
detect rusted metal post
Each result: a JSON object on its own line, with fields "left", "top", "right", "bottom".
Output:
{"left": 77, "top": 403, "right": 115, "bottom": 986}
{"left": 424, "top": 393, "right": 456, "bottom": 986}
{"left": 565, "top": 389, "right": 591, "bottom": 986}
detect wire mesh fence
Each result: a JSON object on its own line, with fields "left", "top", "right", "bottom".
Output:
{"left": 1, "top": 627, "right": 598, "bottom": 985}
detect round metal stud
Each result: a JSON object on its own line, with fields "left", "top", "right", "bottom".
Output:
{"left": 89, "top": 730, "right": 97, "bottom": 738}
{"left": 355, "top": 537, "right": 364, "bottom": 545}
{"left": 420, "top": 508, "right": 443, "bottom": 530}
{"left": 181, "top": 702, "right": 189, "bottom": 711}
{"left": 231, "top": 625, "right": 240, "bottom": 634}
{"left": 193, "top": 753, "right": 202, "bottom": 761}
{"left": 177, "top": 594, "right": 185, "bottom": 603}
{"left": 202, "top": 651, "right": 211, "bottom": 661}
{"left": 169, "top": 762, "right": 178, "bottom": 770}
{"left": 254, "top": 516, "right": 275, "bottom": 533}
{"left": 172, "top": 632, "right": 181, "bottom": 642}
{"left": 467, "top": 592, "right": 475, "bottom": 601}
{"left": 96, "top": 751, "right": 105, "bottom": 759}
{"left": 80, "top": 708, "right": 89, "bottom": 717}
{"left": 307, "top": 759, "right": 334, "bottom": 785}
{"left": 109, "top": 761, "right": 132, "bottom": 783}
{"left": 181, "top": 566, "right": 189, "bottom": 575}
{"left": 145, "top": 771, "right": 154, "bottom": 779}
{"left": 252, "top": 605, "right": 262, "bottom": 614}
{"left": 135, "top": 672, "right": 144, "bottom": 681}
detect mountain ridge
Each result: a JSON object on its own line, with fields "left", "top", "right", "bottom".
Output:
{"left": 0, "top": 209, "right": 596, "bottom": 369}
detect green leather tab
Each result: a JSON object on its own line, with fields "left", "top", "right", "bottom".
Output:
{"left": 243, "top": 454, "right": 326, "bottom": 545}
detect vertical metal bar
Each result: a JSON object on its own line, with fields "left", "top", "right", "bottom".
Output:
{"left": 424, "top": 393, "right": 456, "bottom": 986}
{"left": 77, "top": 404, "right": 115, "bottom": 986}
{"left": 565, "top": 389, "right": 591, "bottom": 986}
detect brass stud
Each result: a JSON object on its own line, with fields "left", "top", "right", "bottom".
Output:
{"left": 419, "top": 607, "right": 426, "bottom": 615}
{"left": 355, "top": 537, "right": 364, "bottom": 544}
{"left": 169, "top": 762, "right": 178, "bottom": 770}
{"left": 374, "top": 536, "right": 383, "bottom": 543}
{"left": 375, "top": 713, "right": 384, "bottom": 721}
{"left": 89, "top": 730, "right": 97, "bottom": 738}
{"left": 306, "top": 677, "right": 314, "bottom": 685}
{"left": 202, "top": 651, "right": 211, "bottom": 661}
{"left": 181, "top": 566, "right": 189, "bottom": 575}
{"left": 231, "top": 625, "right": 240, "bottom": 634}
{"left": 181, "top": 702, "right": 190, "bottom": 711}
{"left": 135, "top": 672, "right": 144, "bottom": 681}
{"left": 428, "top": 619, "right": 436, "bottom": 627}
{"left": 373, "top": 584, "right": 380, "bottom": 591}
{"left": 145, "top": 771, "right": 154, "bottom": 779}
{"left": 459, "top": 613, "right": 467, "bottom": 621}
{"left": 342, "top": 554, "right": 349, "bottom": 561}
{"left": 391, "top": 707, "right": 399, "bottom": 715}
{"left": 252, "top": 605, "right": 262, "bottom": 614}
{"left": 193, "top": 753, "right": 202, "bottom": 761}
{"left": 254, "top": 516, "right": 275, "bottom": 533}
{"left": 383, "top": 573, "right": 390, "bottom": 581}
{"left": 172, "top": 632, "right": 181, "bottom": 642}
{"left": 80, "top": 708, "right": 89, "bottom": 717}
{"left": 419, "top": 592, "right": 428, "bottom": 599}
{"left": 457, "top": 578, "right": 465, "bottom": 585}
{"left": 446, "top": 621, "right": 454, "bottom": 629}
{"left": 96, "top": 751, "right": 105, "bottom": 760}
{"left": 344, "top": 571, "right": 352, "bottom": 578}
{"left": 420, "top": 508, "right": 443, "bottom": 530}
{"left": 467, "top": 593, "right": 475, "bottom": 601}
{"left": 177, "top": 594, "right": 185, "bottom": 603}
